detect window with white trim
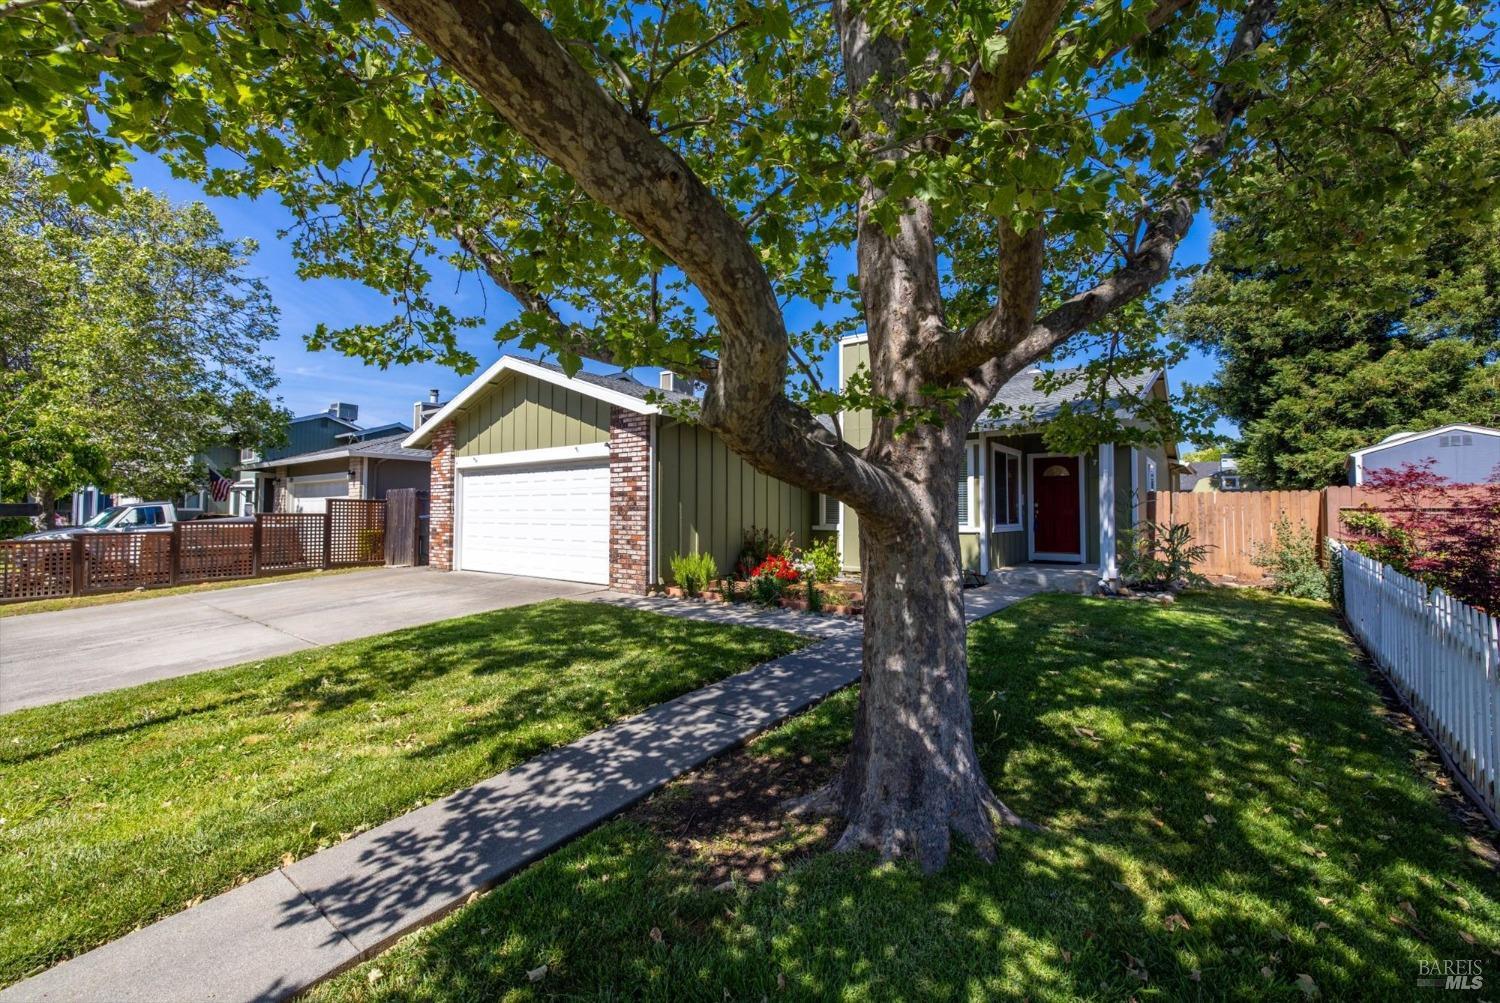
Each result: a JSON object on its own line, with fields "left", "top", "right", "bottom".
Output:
{"left": 991, "top": 445, "right": 1022, "bottom": 531}
{"left": 958, "top": 443, "right": 980, "bottom": 530}
{"left": 815, "top": 493, "right": 841, "bottom": 530}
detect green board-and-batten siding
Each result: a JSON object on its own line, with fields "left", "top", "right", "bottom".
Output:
{"left": 655, "top": 420, "right": 814, "bottom": 584}
{"left": 453, "top": 373, "right": 611, "bottom": 457}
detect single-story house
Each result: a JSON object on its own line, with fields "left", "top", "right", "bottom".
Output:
{"left": 240, "top": 403, "right": 433, "bottom": 513}
{"left": 407, "top": 340, "right": 1178, "bottom": 592}
{"left": 832, "top": 335, "right": 1178, "bottom": 582}
{"left": 1346, "top": 424, "right": 1500, "bottom": 485}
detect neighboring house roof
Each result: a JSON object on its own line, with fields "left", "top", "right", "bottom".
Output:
{"left": 405, "top": 354, "right": 696, "bottom": 448}
{"left": 289, "top": 410, "right": 362, "bottom": 431}
{"left": 337, "top": 421, "right": 413, "bottom": 442}
{"left": 1346, "top": 423, "right": 1500, "bottom": 460}
{"left": 972, "top": 367, "right": 1163, "bottom": 431}
{"left": 241, "top": 432, "right": 432, "bottom": 470}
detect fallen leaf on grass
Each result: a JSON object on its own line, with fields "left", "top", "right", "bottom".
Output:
{"left": 1315, "top": 896, "right": 1334, "bottom": 907}
{"left": 1203, "top": 814, "right": 1217, "bottom": 826}
{"left": 526, "top": 965, "right": 548, "bottom": 983}
{"left": 1189, "top": 969, "right": 1201, "bottom": 982}
{"left": 1295, "top": 973, "right": 1319, "bottom": 998}
{"left": 1459, "top": 931, "right": 1477, "bottom": 946}
{"left": 1073, "top": 726, "right": 1100, "bottom": 742}
{"left": 367, "top": 969, "right": 383, "bottom": 985}
{"left": 1164, "top": 913, "right": 1191, "bottom": 932}
{"left": 1260, "top": 966, "right": 1274, "bottom": 980}
{"left": 650, "top": 926, "right": 664, "bottom": 943}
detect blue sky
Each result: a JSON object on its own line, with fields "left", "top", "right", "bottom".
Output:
{"left": 126, "top": 156, "right": 1223, "bottom": 438}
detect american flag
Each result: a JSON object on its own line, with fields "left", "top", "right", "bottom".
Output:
{"left": 208, "top": 468, "right": 236, "bottom": 502}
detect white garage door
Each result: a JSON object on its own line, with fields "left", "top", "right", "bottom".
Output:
{"left": 288, "top": 475, "right": 348, "bottom": 513}
{"left": 458, "top": 460, "right": 610, "bottom": 583}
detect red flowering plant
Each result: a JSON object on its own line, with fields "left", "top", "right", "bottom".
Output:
{"left": 750, "top": 554, "right": 800, "bottom": 582}
{"left": 1339, "top": 460, "right": 1500, "bottom": 612}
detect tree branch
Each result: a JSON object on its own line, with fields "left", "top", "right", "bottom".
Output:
{"left": 950, "top": 0, "right": 1278, "bottom": 393}
{"left": 971, "top": 0, "right": 1070, "bottom": 114}
{"left": 375, "top": 0, "right": 895, "bottom": 506}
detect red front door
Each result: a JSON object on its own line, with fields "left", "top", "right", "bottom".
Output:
{"left": 1032, "top": 455, "right": 1082, "bottom": 557}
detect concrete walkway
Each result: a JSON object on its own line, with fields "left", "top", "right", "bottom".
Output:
{"left": 0, "top": 568, "right": 602, "bottom": 713}
{"left": 0, "top": 583, "right": 1038, "bottom": 1003}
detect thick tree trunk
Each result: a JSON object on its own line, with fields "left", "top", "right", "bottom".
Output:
{"left": 796, "top": 432, "right": 1033, "bottom": 872}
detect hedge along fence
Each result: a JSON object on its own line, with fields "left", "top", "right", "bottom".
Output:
{"left": 0, "top": 498, "right": 386, "bottom": 604}
{"left": 1339, "top": 544, "right": 1500, "bottom": 827}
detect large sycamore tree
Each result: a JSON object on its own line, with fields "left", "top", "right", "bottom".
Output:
{"left": 2, "top": 0, "right": 1490, "bottom": 868}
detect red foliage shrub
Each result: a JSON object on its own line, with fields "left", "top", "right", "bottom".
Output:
{"left": 1340, "top": 460, "right": 1500, "bottom": 612}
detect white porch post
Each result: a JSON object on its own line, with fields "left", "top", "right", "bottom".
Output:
{"left": 1099, "top": 444, "right": 1117, "bottom": 582}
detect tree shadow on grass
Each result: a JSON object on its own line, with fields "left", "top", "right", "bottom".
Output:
{"left": 309, "top": 590, "right": 1500, "bottom": 1002}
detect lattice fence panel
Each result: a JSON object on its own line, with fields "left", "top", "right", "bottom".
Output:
{"left": 329, "top": 499, "right": 385, "bottom": 567}
{"left": 82, "top": 532, "right": 172, "bottom": 593}
{"left": 179, "top": 522, "right": 255, "bottom": 582}
{"left": 260, "top": 514, "right": 326, "bottom": 572}
{"left": 0, "top": 541, "right": 74, "bottom": 602}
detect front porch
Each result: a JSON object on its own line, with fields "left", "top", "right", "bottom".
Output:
{"left": 986, "top": 562, "right": 1103, "bottom": 594}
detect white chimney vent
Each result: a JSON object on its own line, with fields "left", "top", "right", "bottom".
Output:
{"left": 659, "top": 371, "right": 693, "bottom": 394}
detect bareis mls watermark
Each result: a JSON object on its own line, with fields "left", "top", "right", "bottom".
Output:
{"left": 1416, "top": 960, "right": 1484, "bottom": 990}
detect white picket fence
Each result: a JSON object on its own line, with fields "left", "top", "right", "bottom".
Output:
{"left": 1339, "top": 545, "right": 1500, "bottom": 822}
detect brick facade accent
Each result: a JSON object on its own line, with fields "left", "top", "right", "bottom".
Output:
{"left": 428, "top": 422, "right": 456, "bottom": 570}
{"left": 609, "top": 408, "right": 651, "bottom": 594}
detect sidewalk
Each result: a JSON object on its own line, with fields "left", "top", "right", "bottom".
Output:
{"left": 1, "top": 583, "right": 1037, "bottom": 1003}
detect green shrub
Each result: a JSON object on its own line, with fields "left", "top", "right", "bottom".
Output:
{"left": 0, "top": 516, "right": 34, "bottom": 540}
{"left": 805, "top": 577, "right": 823, "bottom": 612}
{"left": 1119, "top": 521, "right": 1210, "bottom": 590}
{"left": 1325, "top": 539, "right": 1345, "bottom": 612}
{"left": 668, "top": 551, "right": 719, "bottom": 597}
{"left": 1250, "top": 516, "right": 1329, "bottom": 601}
{"left": 750, "top": 570, "right": 786, "bottom": 607}
{"left": 803, "top": 536, "right": 840, "bottom": 584}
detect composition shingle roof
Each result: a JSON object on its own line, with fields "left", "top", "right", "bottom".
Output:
{"left": 241, "top": 433, "right": 431, "bottom": 469}
{"left": 972, "top": 366, "right": 1160, "bottom": 431}
{"left": 523, "top": 357, "right": 698, "bottom": 407}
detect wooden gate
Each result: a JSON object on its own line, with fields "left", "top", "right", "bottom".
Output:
{"left": 383, "top": 488, "right": 429, "bottom": 567}
{"left": 1158, "top": 490, "right": 1324, "bottom": 583}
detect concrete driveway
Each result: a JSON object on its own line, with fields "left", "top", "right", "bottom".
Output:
{"left": 0, "top": 568, "right": 604, "bottom": 713}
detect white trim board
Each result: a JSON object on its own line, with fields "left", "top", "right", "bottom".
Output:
{"left": 454, "top": 442, "right": 611, "bottom": 470}
{"left": 406, "top": 356, "right": 660, "bottom": 449}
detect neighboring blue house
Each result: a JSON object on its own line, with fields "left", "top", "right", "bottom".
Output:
{"left": 1346, "top": 424, "right": 1500, "bottom": 485}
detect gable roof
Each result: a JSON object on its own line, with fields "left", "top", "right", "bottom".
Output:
{"left": 404, "top": 355, "right": 695, "bottom": 448}
{"left": 290, "top": 410, "right": 362, "bottom": 431}
{"left": 973, "top": 367, "right": 1164, "bottom": 431}
{"left": 1346, "top": 423, "right": 1500, "bottom": 459}
{"left": 242, "top": 432, "right": 431, "bottom": 469}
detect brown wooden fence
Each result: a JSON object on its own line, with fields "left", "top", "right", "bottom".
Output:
{"left": 383, "top": 488, "right": 428, "bottom": 567}
{"left": 1158, "top": 490, "right": 1324, "bottom": 582}
{"left": 0, "top": 499, "right": 387, "bottom": 604}
{"left": 1156, "top": 485, "right": 1493, "bottom": 583}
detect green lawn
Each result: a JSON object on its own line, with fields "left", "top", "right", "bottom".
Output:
{"left": 311, "top": 591, "right": 1500, "bottom": 1001}
{"left": 0, "top": 601, "right": 803, "bottom": 987}
{"left": 0, "top": 565, "right": 376, "bottom": 618}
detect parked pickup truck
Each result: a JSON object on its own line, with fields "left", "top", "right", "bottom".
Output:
{"left": 18, "top": 502, "right": 244, "bottom": 541}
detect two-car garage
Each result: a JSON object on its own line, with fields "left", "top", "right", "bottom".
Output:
{"left": 455, "top": 457, "right": 611, "bottom": 584}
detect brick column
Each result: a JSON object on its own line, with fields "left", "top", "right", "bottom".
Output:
{"left": 609, "top": 408, "right": 651, "bottom": 594}
{"left": 428, "top": 422, "right": 456, "bottom": 570}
